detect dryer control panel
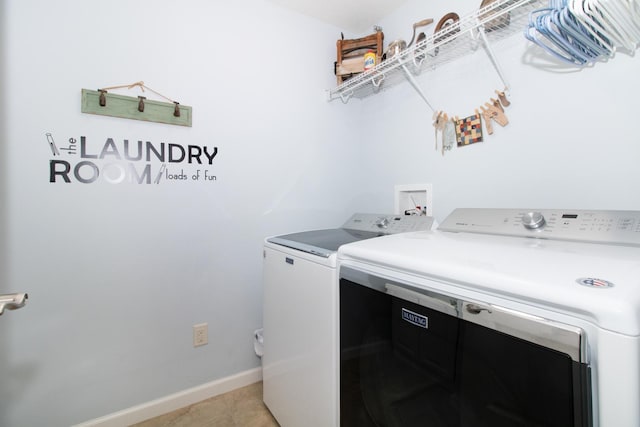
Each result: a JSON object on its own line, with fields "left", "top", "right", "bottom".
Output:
{"left": 343, "top": 213, "right": 434, "bottom": 234}
{"left": 438, "top": 208, "right": 640, "bottom": 247}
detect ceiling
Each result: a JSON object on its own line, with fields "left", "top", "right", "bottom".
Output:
{"left": 267, "top": 0, "right": 409, "bottom": 34}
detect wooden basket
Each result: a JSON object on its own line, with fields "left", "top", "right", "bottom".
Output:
{"left": 335, "top": 31, "right": 384, "bottom": 85}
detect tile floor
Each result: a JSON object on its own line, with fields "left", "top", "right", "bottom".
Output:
{"left": 131, "top": 382, "right": 279, "bottom": 427}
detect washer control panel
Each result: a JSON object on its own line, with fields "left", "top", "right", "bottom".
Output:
{"left": 343, "top": 213, "right": 434, "bottom": 234}
{"left": 438, "top": 208, "right": 640, "bottom": 246}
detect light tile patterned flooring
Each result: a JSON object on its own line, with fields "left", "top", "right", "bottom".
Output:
{"left": 131, "top": 382, "right": 279, "bottom": 427}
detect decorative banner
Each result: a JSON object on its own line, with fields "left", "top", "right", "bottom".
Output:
{"left": 46, "top": 132, "right": 218, "bottom": 185}
{"left": 81, "top": 89, "right": 193, "bottom": 127}
{"left": 455, "top": 114, "right": 483, "bottom": 146}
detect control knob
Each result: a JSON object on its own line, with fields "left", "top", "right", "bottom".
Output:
{"left": 522, "top": 212, "right": 546, "bottom": 230}
{"left": 375, "top": 217, "right": 390, "bottom": 229}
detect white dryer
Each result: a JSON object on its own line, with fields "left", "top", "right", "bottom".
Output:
{"left": 262, "top": 213, "right": 434, "bottom": 427}
{"left": 338, "top": 208, "right": 640, "bottom": 427}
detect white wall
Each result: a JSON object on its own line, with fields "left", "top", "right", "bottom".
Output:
{"left": 358, "top": 0, "right": 640, "bottom": 221}
{"left": 0, "top": 1, "right": 362, "bottom": 426}
{"left": 0, "top": 3, "right": 10, "bottom": 423}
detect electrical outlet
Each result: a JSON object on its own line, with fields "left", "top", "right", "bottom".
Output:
{"left": 193, "top": 323, "right": 208, "bottom": 347}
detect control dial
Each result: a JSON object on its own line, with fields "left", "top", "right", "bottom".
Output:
{"left": 522, "top": 212, "right": 546, "bottom": 230}
{"left": 375, "top": 217, "right": 390, "bottom": 229}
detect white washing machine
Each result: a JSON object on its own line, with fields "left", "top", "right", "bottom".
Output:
{"left": 262, "top": 213, "right": 434, "bottom": 427}
{"left": 338, "top": 208, "right": 640, "bottom": 427}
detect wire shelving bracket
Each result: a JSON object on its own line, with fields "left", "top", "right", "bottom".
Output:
{"left": 326, "top": 0, "right": 545, "bottom": 105}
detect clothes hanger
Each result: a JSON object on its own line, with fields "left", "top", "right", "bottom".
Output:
{"left": 526, "top": 0, "right": 611, "bottom": 66}
{"left": 552, "top": 0, "right": 614, "bottom": 61}
{"left": 527, "top": 6, "right": 592, "bottom": 64}
{"left": 605, "top": 0, "right": 640, "bottom": 43}
{"left": 596, "top": 0, "right": 639, "bottom": 46}
{"left": 526, "top": 12, "right": 586, "bottom": 64}
{"left": 585, "top": 0, "right": 635, "bottom": 50}
{"left": 549, "top": 7, "right": 596, "bottom": 60}
{"left": 558, "top": 6, "right": 610, "bottom": 59}
{"left": 629, "top": 0, "right": 640, "bottom": 22}
{"left": 568, "top": 0, "right": 615, "bottom": 56}
{"left": 527, "top": 0, "right": 640, "bottom": 64}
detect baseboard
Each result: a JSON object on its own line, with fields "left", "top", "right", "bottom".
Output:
{"left": 73, "top": 367, "right": 263, "bottom": 427}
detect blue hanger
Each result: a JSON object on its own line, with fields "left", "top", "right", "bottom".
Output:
{"left": 569, "top": 0, "right": 614, "bottom": 53}
{"left": 547, "top": 9, "right": 595, "bottom": 61}
{"left": 524, "top": 0, "right": 628, "bottom": 66}
{"left": 558, "top": 7, "right": 610, "bottom": 58}
{"left": 526, "top": 7, "right": 590, "bottom": 64}
{"left": 525, "top": 8, "right": 588, "bottom": 64}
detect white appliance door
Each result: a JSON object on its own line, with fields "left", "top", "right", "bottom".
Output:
{"left": 262, "top": 246, "right": 337, "bottom": 427}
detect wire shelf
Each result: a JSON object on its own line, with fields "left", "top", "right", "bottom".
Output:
{"left": 327, "top": 0, "right": 545, "bottom": 103}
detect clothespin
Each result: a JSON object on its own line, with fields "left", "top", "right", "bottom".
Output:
{"left": 433, "top": 110, "right": 443, "bottom": 151}
{"left": 495, "top": 89, "right": 510, "bottom": 106}
{"left": 480, "top": 105, "right": 494, "bottom": 135}
{"left": 490, "top": 97, "right": 504, "bottom": 112}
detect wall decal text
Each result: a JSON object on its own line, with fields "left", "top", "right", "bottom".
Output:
{"left": 47, "top": 134, "right": 219, "bottom": 185}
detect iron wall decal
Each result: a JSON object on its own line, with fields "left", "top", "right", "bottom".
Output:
{"left": 47, "top": 133, "right": 219, "bottom": 185}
